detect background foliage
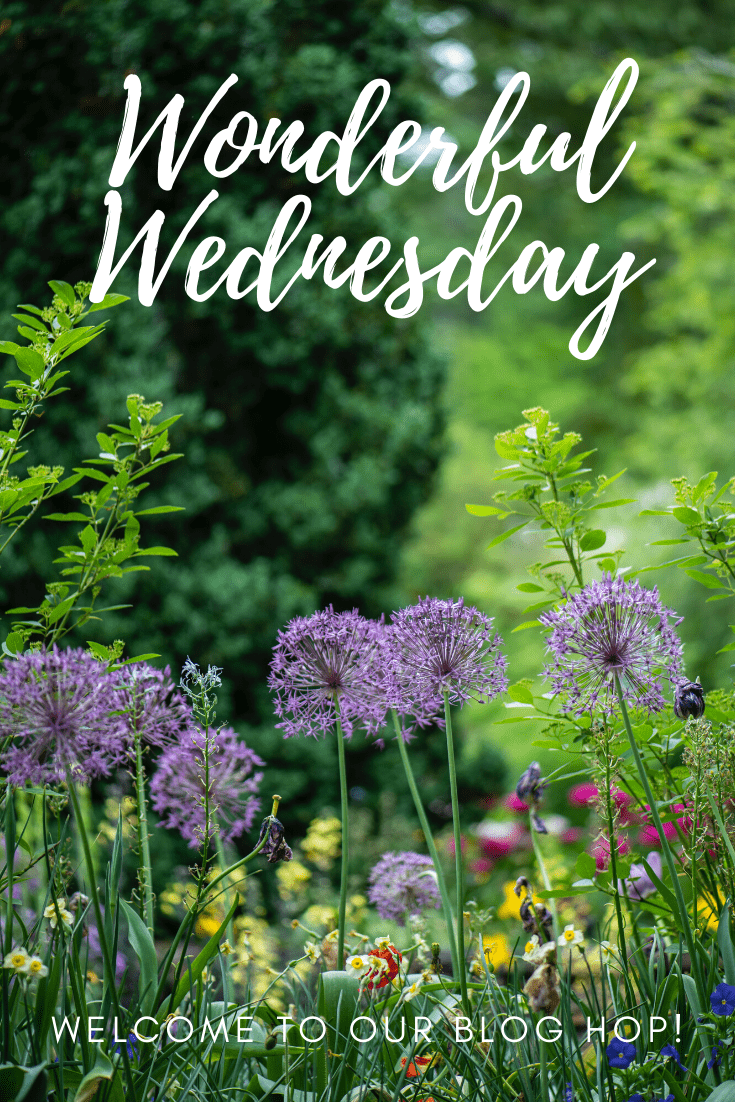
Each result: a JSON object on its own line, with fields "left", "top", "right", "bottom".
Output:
{"left": 1, "top": 0, "right": 734, "bottom": 828}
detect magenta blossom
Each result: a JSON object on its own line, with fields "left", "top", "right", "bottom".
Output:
{"left": 150, "top": 726, "right": 264, "bottom": 848}
{"left": 638, "top": 804, "right": 692, "bottom": 847}
{"left": 475, "top": 820, "right": 525, "bottom": 859}
{"left": 0, "top": 647, "right": 128, "bottom": 786}
{"left": 592, "top": 833, "right": 631, "bottom": 873}
{"left": 540, "top": 574, "right": 683, "bottom": 716}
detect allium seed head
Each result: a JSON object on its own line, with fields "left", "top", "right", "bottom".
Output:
{"left": 540, "top": 574, "right": 683, "bottom": 717}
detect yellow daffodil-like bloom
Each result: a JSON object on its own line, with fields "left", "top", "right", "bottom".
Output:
{"left": 304, "top": 942, "right": 319, "bottom": 963}
{"left": 43, "top": 903, "right": 73, "bottom": 929}
{"left": 27, "top": 957, "right": 48, "bottom": 978}
{"left": 346, "top": 955, "right": 369, "bottom": 974}
{"left": 401, "top": 979, "right": 424, "bottom": 1002}
{"left": 558, "top": 924, "right": 584, "bottom": 948}
{"left": 3, "top": 948, "right": 31, "bottom": 974}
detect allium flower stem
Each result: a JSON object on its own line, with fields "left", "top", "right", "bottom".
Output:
{"left": 335, "top": 702, "right": 349, "bottom": 971}
{"left": 133, "top": 730, "right": 154, "bottom": 935}
{"left": 615, "top": 677, "right": 706, "bottom": 1007}
{"left": 65, "top": 769, "right": 135, "bottom": 1095}
{"left": 213, "top": 828, "right": 234, "bottom": 1005}
{"left": 392, "top": 709, "right": 459, "bottom": 980}
{"left": 444, "top": 692, "right": 469, "bottom": 1016}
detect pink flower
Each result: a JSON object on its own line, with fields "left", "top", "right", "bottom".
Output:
{"left": 470, "top": 858, "right": 494, "bottom": 874}
{"left": 638, "top": 804, "right": 692, "bottom": 847}
{"left": 504, "top": 792, "right": 529, "bottom": 813}
{"left": 569, "top": 782, "right": 598, "bottom": 807}
{"left": 561, "top": 827, "right": 584, "bottom": 845}
{"left": 592, "top": 834, "right": 630, "bottom": 873}
{"left": 476, "top": 820, "right": 525, "bottom": 859}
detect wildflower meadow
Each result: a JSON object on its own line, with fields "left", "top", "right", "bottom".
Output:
{"left": 4, "top": 288, "right": 735, "bottom": 1102}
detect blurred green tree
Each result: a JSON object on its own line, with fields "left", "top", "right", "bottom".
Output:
{"left": 0, "top": 1, "right": 446, "bottom": 826}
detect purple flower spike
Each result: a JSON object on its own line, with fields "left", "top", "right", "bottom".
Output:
{"left": 540, "top": 574, "right": 683, "bottom": 717}
{"left": 368, "top": 851, "right": 441, "bottom": 925}
{"left": 386, "top": 597, "right": 508, "bottom": 724}
{"left": 0, "top": 647, "right": 128, "bottom": 786}
{"left": 115, "top": 663, "right": 191, "bottom": 749}
{"left": 268, "top": 606, "right": 386, "bottom": 740}
{"left": 150, "top": 726, "right": 264, "bottom": 848}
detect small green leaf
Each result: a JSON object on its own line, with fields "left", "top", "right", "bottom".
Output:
{"left": 516, "top": 582, "right": 543, "bottom": 593}
{"left": 580, "top": 529, "right": 606, "bottom": 551}
{"left": 134, "top": 546, "right": 178, "bottom": 557}
{"left": 684, "top": 569, "right": 725, "bottom": 590}
{"left": 135, "top": 505, "right": 185, "bottom": 516}
{"left": 44, "top": 512, "right": 89, "bottom": 522}
{"left": 672, "top": 506, "right": 701, "bottom": 525}
{"left": 507, "top": 682, "right": 534, "bottom": 705}
{"left": 48, "top": 280, "right": 76, "bottom": 307}
{"left": 86, "top": 292, "right": 130, "bottom": 313}
{"left": 465, "top": 504, "right": 505, "bottom": 516}
{"left": 485, "top": 521, "right": 529, "bottom": 549}
{"left": 591, "top": 498, "right": 636, "bottom": 509}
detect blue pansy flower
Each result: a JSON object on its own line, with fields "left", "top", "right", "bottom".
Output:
{"left": 708, "top": 1041, "right": 724, "bottom": 1069}
{"left": 711, "top": 983, "right": 735, "bottom": 1016}
{"left": 606, "top": 1037, "right": 637, "bottom": 1069}
{"left": 660, "top": 1044, "right": 687, "bottom": 1071}
{"left": 627, "top": 1095, "right": 645, "bottom": 1102}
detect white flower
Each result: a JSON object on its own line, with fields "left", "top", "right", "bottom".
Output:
{"left": 401, "top": 978, "right": 424, "bottom": 1002}
{"left": 523, "top": 935, "right": 556, "bottom": 963}
{"left": 304, "top": 942, "right": 319, "bottom": 963}
{"left": 3, "top": 948, "right": 31, "bottom": 974}
{"left": 345, "top": 954, "right": 369, "bottom": 975}
{"left": 27, "top": 956, "right": 48, "bottom": 979}
{"left": 374, "top": 935, "right": 392, "bottom": 949}
{"left": 558, "top": 924, "right": 584, "bottom": 949}
{"left": 44, "top": 902, "right": 73, "bottom": 929}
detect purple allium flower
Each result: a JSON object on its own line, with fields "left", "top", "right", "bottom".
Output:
{"left": 115, "top": 663, "right": 191, "bottom": 749}
{"left": 367, "top": 851, "right": 441, "bottom": 926}
{"left": 710, "top": 982, "right": 735, "bottom": 1016}
{"left": 0, "top": 647, "right": 128, "bottom": 786}
{"left": 619, "top": 852, "right": 662, "bottom": 901}
{"left": 674, "top": 679, "right": 705, "bottom": 720}
{"left": 540, "top": 574, "right": 683, "bottom": 716}
{"left": 386, "top": 597, "right": 508, "bottom": 724}
{"left": 268, "top": 607, "right": 386, "bottom": 740}
{"left": 150, "top": 726, "right": 264, "bottom": 848}
{"left": 606, "top": 1037, "right": 636, "bottom": 1068}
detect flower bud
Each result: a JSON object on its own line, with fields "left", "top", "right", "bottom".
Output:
{"left": 674, "top": 680, "right": 705, "bottom": 720}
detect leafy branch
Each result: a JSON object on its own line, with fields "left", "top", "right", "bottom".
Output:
{"left": 466, "top": 407, "right": 634, "bottom": 625}
{"left": 0, "top": 280, "right": 128, "bottom": 569}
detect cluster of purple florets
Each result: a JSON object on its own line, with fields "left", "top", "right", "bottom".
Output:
{"left": 367, "top": 851, "right": 441, "bottom": 925}
{"left": 268, "top": 597, "right": 508, "bottom": 743}
{"left": 0, "top": 648, "right": 262, "bottom": 848}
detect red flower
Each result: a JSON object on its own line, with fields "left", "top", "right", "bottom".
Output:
{"left": 400, "top": 1055, "right": 433, "bottom": 1078}
{"left": 364, "top": 941, "right": 402, "bottom": 990}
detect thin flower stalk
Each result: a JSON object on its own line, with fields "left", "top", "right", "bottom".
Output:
{"left": 335, "top": 699, "right": 349, "bottom": 970}
{"left": 614, "top": 677, "right": 706, "bottom": 1007}
{"left": 444, "top": 692, "right": 469, "bottom": 1016}
{"left": 392, "top": 708, "right": 459, "bottom": 979}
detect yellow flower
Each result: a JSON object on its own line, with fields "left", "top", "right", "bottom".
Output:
{"left": 483, "top": 934, "right": 512, "bottom": 969}
{"left": 195, "top": 910, "right": 224, "bottom": 939}
{"left": 3, "top": 948, "right": 31, "bottom": 974}
{"left": 302, "top": 817, "right": 341, "bottom": 870}
{"left": 301, "top": 904, "right": 338, "bottom": 933}
{"left": 558, "top": 924, "right": 584, "bottom": 948}
{"left": 220, "top": 940, "right": 234, "bottom": 956}
{"left": 275, "top": 860, "right": 311, "bottom": 900}
{"left": 44, "top": 903, "right": 73, "bottom": 929}
{"left": 696, "top": 894, "right": 723, "bottom": 932}
{"left": 497, "top": 881, "right": 542, "bottom": 921}
{"left": 401, "top": 978, "right": 424, "bottom": 1002}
